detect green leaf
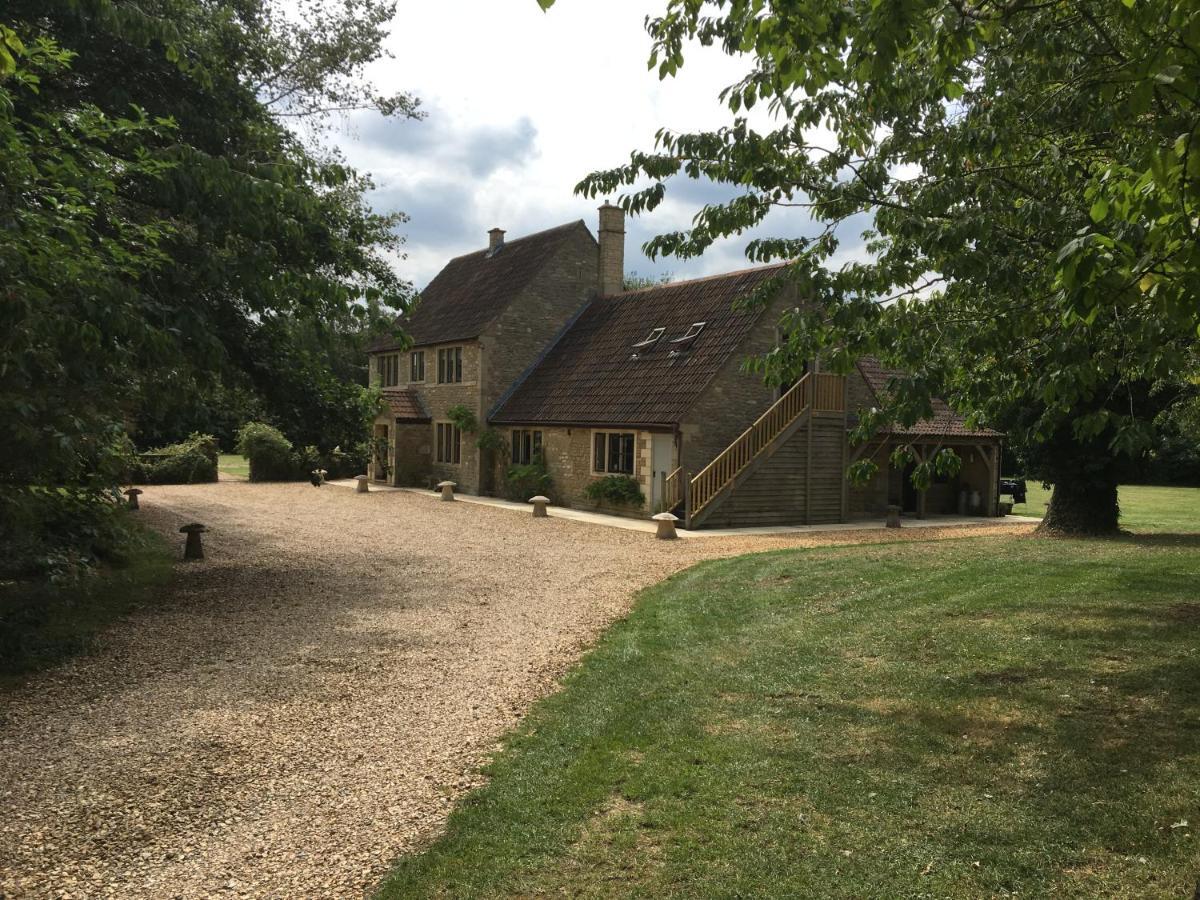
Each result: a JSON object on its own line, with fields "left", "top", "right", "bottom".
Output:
{"left": 1089, "top": 197, "right": 1109, "bottom": 223}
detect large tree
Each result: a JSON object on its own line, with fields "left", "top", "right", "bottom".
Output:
{"left": 541, "top": 0, "right": 1199, "bottom": 535}
{"left": 1, "top": 0, "right": 413, "bottom": 572}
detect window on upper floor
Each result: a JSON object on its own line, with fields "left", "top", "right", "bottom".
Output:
{"left": 511, "top": 429, "right": 543, "bottom": 465}
{"left": 376, "top": 353, "right": 400, "bottom": 388}
{"left": 435, "top": 422, "right": 461, "bottom": 464}
{"left": 670, "top": 322, "right": 707, "bottom": 344}
{"left": 410, "top": 350, "right": 425, "bottom": 382}
{"left": 437, "top": 347, "right": 463, "bottom": 383}
{"left": 632, "top": 327, "right": 664, "bottom": 349}
{"left": 592, "top": 431, "right": 635, "bottom": 475}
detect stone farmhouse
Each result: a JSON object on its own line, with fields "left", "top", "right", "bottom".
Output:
{"left": 367, "top": 206, "right": 1003, "bottom": 529}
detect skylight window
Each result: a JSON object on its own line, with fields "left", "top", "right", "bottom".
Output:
{"left": 631, "top": 327, "right": 665, "bottom": 349}
{"left": 671, "top": 322, "right": 707, "bottom": 343}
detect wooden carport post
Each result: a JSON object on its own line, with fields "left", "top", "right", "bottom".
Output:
{"left": 982, "top": 443, "right": 999, "bottom": 516}
{"left": 805, "top": 414, "right": 813, "bottom": 525}
{"left": 839, "top": 378, "right": 849, "bottom": 522}
{"left": 913, "top": 443, "right": 928, "bottom": 519}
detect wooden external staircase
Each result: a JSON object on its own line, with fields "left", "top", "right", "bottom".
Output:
{"left": 671, "top": 373, "right": 845, "bottom": 529}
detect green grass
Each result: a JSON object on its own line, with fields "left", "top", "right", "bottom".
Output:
{"left": 1010, "top": 482, "right": 1200, "bottom": 533}
{"left": 381, "top": 533, "right": 1200, "bottom": 898}
{"left": 0, "top": 529, "right": 173, "bottom": 688}
{"left": 218, "top": 453, "right": 249, "bottom": 478}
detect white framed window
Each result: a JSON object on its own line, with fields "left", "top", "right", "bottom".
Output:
{"left": 435, "top": 422, "right": 461, "bottom": 464}
{"left": 437, "top": 347, "right": 463, "bottom": 383}
{"left": 592, "top": 431, "right": 635, "bottom": 475}
{"left": 377, "top": 353, "right": 400, "bottom": 388}
{"left": 410, "top": 350, "right": 425, "bottom": 382}
{"left": 671, "top": 321, "right": 707, "bottom": 343}
{"left": 511, "top": 429, "right": 543, "bottom": 465}
{"left": 631, "top": 327, "right": 664, "bottom": 349}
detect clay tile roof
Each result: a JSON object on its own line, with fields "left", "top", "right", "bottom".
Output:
{"left": 855, "top": 357, "right": 1002, "bottom": 438}
{"left": 382, "top": 389, "right": 429, "bottom": 422}
{"left": 369, "top": 221, "right": 595, "bottom": 351}
{"left": 491, "top": 263, "right": 790, "bottom": 427}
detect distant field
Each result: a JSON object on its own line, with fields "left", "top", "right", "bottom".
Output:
{"left": 1009, "top": 482, "right": 1200, "bottom": 533}
{"left": 218, "top": 454, "right": 249, "bottom": 478}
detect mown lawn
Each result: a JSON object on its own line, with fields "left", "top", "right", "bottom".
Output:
{"left": 1010, "top": 482, "right": 1200, "bottom": 533}
{"left": 381, "top": 533, "right": 1200, "bottom": 898}
{"left": 218, "top": 453, "right": 250, "bottom": 478}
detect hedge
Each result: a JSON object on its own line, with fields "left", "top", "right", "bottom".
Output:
{"left": 131, "top": 433, "right": 218, "bottom": 485}
{"left": 235, "top": 422, "right": 367, "bottom": 482}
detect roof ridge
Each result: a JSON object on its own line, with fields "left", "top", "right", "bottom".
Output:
{"left": 445, "top": 219, "right": 589, "bottom": 262}
{"left": 603, "top": 259, "right": 793, "bottom": 299}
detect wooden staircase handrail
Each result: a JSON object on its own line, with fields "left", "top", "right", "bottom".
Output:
{"left": 662, "top": 466, "right": 682, "bottom": 513}
{"left": 686, "top": 372, "right": 845, "bottom": 522}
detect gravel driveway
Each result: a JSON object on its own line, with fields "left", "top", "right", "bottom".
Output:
{"left": 0, "top": 482, "right": 1030, "bottom": 898}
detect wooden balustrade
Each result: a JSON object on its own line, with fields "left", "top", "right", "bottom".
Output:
{"left": 662, "top": 467, "right": 682, "bottom": 512}
{"left": 688, "top": 374, "right": 813, "bottom": 517}
{"left": 812, "top": 372, "right": 846, "bottom": 411}
{"left": 681, "top": 372, "right": 847, "bottom": 523}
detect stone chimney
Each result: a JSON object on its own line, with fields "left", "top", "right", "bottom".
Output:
{"left": 488, "top": 227, "right": 505, "bottom": 251}
{"left": 597, "top": 202, "right": 625, "bottom": 296}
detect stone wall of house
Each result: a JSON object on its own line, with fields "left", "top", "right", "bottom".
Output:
{"left": 846, "top": 366, "right": 878, "bottom": 419}
{"left": 369, "top": 341, "right": 486, "bottom": 493}
{"left": 392, "top": 423, "right": 432, "bottom": 487}
{"left": 676, "top": 288, "right": 796, "bottom": 475}
{"left": 845, "top": 367, "right": 887, "bottom": 516}
{"left": 496, "top": 424, "right": 661, "bottom": 519}
{"left": 480, "top": 228, "right": 598, "bottom": 416}
{"left": 366, "top": 228, "right": 598, "bottom": 497}
{"left": 848, "top": 443, "right": 891, "bottom": 517}
{"left": 701, "top": 413, "right": 845, "bottom": 527}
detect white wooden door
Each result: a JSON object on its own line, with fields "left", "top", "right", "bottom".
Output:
{"left": 651, "top": 433, "right": 673, "bottom": 511}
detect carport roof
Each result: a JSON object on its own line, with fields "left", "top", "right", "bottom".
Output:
{"left": 855, "top": 357, "right": 1002, "bottom": 438}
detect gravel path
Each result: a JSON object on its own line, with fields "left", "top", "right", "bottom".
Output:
{"left": 0, "top": 482, "right": 1032, "bottom": 898}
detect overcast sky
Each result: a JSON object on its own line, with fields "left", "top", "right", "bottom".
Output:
{"left": 332, "top": 0, "right": 867, "bottom": 290}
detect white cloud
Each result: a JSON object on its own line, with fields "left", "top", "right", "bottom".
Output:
{"left": 317, "top": 0, "right": 868, "bottom": 288}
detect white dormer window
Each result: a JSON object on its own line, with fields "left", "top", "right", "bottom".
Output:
{"left": 671, "top": 322, "right": 707, "bottom": 343}
{"left": 632, "top": 327, "right": 665, "bottom": 349}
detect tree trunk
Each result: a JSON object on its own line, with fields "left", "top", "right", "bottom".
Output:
{"left": 1037, "top": 472, "right": 1120, "bottom": 536}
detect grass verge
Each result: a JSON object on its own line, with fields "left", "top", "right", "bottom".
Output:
{"left": 0, "top": 527, "right": 173, "bottom": 689}
{"left": 380, "top": 533, "right": 1200, "bottom": 898}
{"left": 218, "top": 453, "right": 250, "bottom": 478}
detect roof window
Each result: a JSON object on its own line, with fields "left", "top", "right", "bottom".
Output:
{"left": 631, "top": 327, "right": 665, "bottom": 350}
{"left": 671, "top": 322, "right": 707, "bottom": 344}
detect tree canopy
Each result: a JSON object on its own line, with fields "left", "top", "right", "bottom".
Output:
{"left": 1, "top": 0, "right": 413, "bottom": 574}
{"left": 541, "top": 0, "right": 1200, "bottom": 534}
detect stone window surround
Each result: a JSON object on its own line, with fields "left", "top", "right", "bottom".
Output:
{"left": 377, "top": 352, "right": 401, "bottom": 388}
{"left": 591, "top": 429, "right": 637, "bottom": 476}
{"left": 436, "top": 346, "right": 464, "bottom": 384}
{"left": 511, "top": 429, "right": 543, "bottom": 465}
{"left": 434, "top": 421, "right": 461, "bottom": 464}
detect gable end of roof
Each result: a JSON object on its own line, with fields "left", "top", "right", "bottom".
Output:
{"left": 371, "top": 219, "right": 595, "bottom": 352}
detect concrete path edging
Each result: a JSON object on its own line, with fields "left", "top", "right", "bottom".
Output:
{"left": 325, "top": 479, "right": 1040, "bottom": 538}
